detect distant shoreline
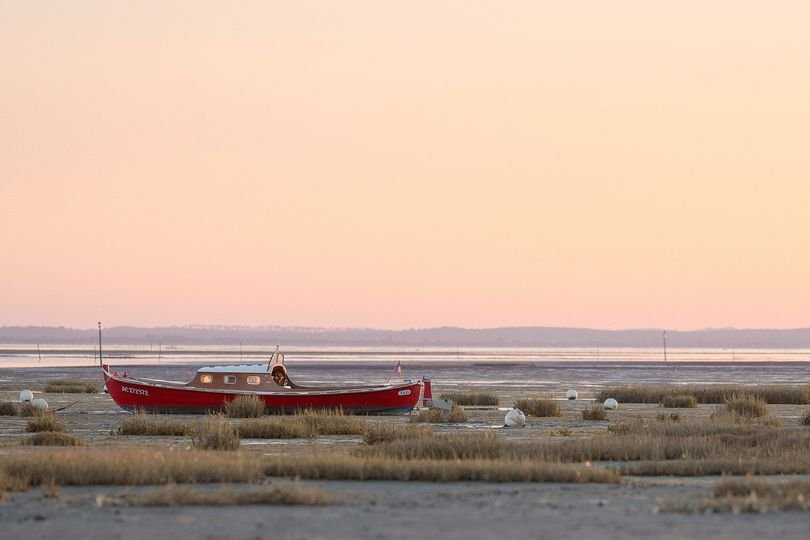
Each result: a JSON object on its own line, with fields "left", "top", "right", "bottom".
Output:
{"left": 3, "top": 325, "right": 810, "bottom": 348}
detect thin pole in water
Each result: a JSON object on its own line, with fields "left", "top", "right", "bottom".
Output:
{"left": 98, "top": 322, "right": 103, "bottom": 367}
{"left": 37, "top": 342, "right": 41, "bottom": 364}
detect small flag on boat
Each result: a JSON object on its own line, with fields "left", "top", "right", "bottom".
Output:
{"left": 385, "top": 361, "right": 402, "bottom": 384}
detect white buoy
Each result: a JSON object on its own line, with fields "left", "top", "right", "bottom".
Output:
{"left": 32, "top": 398, "right": 49, "bottom": 410}
{"left": 603, "top": 398, "right": 618, "bottom": 410}
{"left": 504, "top": 408, "right": 526, "bottom": 427}
{"left": 19, "top": 389, "right": 33, "bottom": 403}
{"left": 565, "top": 389, "right": 578, "bottom": 400}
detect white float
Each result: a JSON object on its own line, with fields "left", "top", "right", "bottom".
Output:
{"left": 565, "top": 389, "right": 578, "bottom": 400}
{"left": 603, "top": 398, "right": 618, "bottom": 410}
{"left": 504, "top": 408, "right": 526, "bottom": 427}
{"left": 31, "top": 398, "right": 49, "bottom": 410}
{"left": 19, "top": 389, "right": 33, "bottom": 403}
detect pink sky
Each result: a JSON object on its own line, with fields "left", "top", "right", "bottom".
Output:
{"left": 2, "top": 2, "right": 810, "bottom": 330}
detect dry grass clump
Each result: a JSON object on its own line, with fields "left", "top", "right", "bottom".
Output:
{"left": 723, "top": 395, "right": 768, "bottom": 418}
{"left": 358, "top": 431, "right": 510, "bottom": 461}
{"left": 559, "top": 416, "right": 810, "bottom": 475}
{"left": 238, "top": 409, "right": 367, "bottom": 439}
{"left": 26, "top": 414, "right": 64, "bottom": 433}
{"left": 21, "top": 432, "right": 84, "bottom": 446}
{"left": 596, "top": 384, "right": 810, "bottom": 405}
{"left": 238, "top": 418, "right": 316, "bottom": 439}
{"left": 515, "top": 398, "right": 561, "bottom": 417}
{"left": 624, "top": 455, "right": 810, "bottom": 477}
{"left": 118, "top": 412, "right": 196, "bottom": 436}
{"left": 17, "top": 403, "right": 45, "bottom": 417}
{"left": 43, "top": 379, "right": 98, "bottom": 394}
{"left": 581, "top": 405, "right": 607, "bottom": 421}
{"left": 660, "top": 395, "right": 697, "bottom": 408}
{"left": 264, "top": 455, "right": 620, "bottom": 483}
{"left": 101, "top": 484, "right": 332, "bottom": 507}
{"left": 803, "top": 410, "right": 810, "bottom": 426}
{"left": 655, "top": 413, "right": 681, "bottom": 423}
{"left": 0, "top": 402, "right": 17, "bottom": 416}
{"left": 441, "top": 391, "right": 499, "bottom": 406}
{"left": 296, "top": 409, "right": 367, "bottom": 435}
{"left": 363, "top": 424, "right": 433, "bottom": 445}
{"left": 192, "top": 415, "right": 240, "bottom": 450}
{"left": 0, "top": 449, "right": 264, "bottom": 489}
{"left": 660, "top": 478, "right": 810, "bottom": 513}
{"left": 410, "top": 404, "right": 468, "bottom": 424}
{"left": 223, "top": 395, "right": 265, "bottom": 418}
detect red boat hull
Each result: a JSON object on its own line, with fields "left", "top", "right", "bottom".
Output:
{"left": 103, "top": 370, "right": 422, "bottom": 415}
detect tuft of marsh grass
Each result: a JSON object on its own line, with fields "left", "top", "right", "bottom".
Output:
{"left": 264, "top": 455, "right": 620, "bottom": 483}
{"left": 0, "top": 402, "right": 17, "bottom": 416}
{"left": 102, "top": 484, "right": 332, "bottom": 507}
{"left": 581, "top": 405, "right": 607, "bottom": 421}
{"left": 224, "top": 395, "right": 265, "bottom": 418}
{"left": 192, "top": 415, "right": 240, "bottom": 450}
{"left": 556, "top": 417, "right": 810, "bottom": 470}
{"left": 0, "top": 449, "right": 265, "bottom": 489}
{"left": 659, "top": 478, "right": 810, "bottom": 513}
{"left": 238, "top": 409, "right": 367, "bottom": 439}
{"left": 363, "top": 424, "right": 434, "bottom": 445}
{"left": 21, "top": 432, "right": 84, "bottom": 447}
{"left": 803, "top": 410, "right": 810, "bottom": 426}
{"left": 659, "top": 395, "right": 697, "bottom": 408}
{"left": 296, "top": 409, "right": 367, "bottom": 435}
{"left": 118, "top": 412, "right": 196, "bottom": 436}
{"left": 596, "top": 384, "right": 810, "bottom": 405}
{"left": 357, "top": 431, "right": 508, "bottom": 461}
{"left": 548, "top": 428, "right": 572, "bottom": 437}
{"left": 410, "top": 404, "right": 468, "bottom": 424}
{"left": 655, "top": 413, "right": 681, "bottom": 423}
{"left": 441, "top": 391, "right": 499, "bottom": 406}
{"left": 43, "top": 379, "right": 98, "bottom": 394}
{"left": 26, "top": 414, "right": 64, "bottom": 433}
{"left": 723, "top": 394, "right": 768, "bottom": 418}
{"left": 623, "top": 455, "right": 810, "bottom": 477}
{"left": 515, "top": 398, "right": 561, "bottom": 417}
{"left": 0, "top": 401, "right": 17, "bottom": 416}
{"left": 238, "top": 418, "right": 316, "bottom": 439}
{"left": 17, "top": 403, "right": 46, "bottom": 417}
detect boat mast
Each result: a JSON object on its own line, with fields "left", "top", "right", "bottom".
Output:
{"left": 98, "top": 322, "right": 103, "bottom": 367}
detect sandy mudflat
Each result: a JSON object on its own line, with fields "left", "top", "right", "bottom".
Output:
{"left": 2, "top": 479, "right": 810, "bottom": 540}
{"left": 2, "top": 365, "right": 810, "bottom": 539}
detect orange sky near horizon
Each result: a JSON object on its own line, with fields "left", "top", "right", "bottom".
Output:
{"left": 2, "top": 2, "right": 810, "bottom": 331}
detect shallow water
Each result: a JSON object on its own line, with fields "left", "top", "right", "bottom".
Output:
{"left": 1, "top": 345, "right": 809, "bottom": 400}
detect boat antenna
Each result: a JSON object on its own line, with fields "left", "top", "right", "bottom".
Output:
{"left": 98, "top": 322, "right": 103, "bottom": 367}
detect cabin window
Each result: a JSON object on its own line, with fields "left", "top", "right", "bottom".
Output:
{"left": 246, "top": 376, "right": 261, "bottom": 385}
{"left": 200, "top": 375, "right": 213, "bottom": 384}
{"left": 224, "top": 375, "right": 237, "bottom": 384}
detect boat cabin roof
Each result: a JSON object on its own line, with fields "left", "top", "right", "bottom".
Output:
{"left": 197, "top": 364, "right": 269, "bottom": 373}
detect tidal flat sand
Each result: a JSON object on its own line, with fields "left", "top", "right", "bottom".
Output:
{"left": 2, "top": 364, "right": 810, "bottom": 539}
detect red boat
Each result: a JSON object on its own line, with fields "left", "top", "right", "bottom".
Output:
{"left": 102, "top": 350, "right": 422, "bottom": 415}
